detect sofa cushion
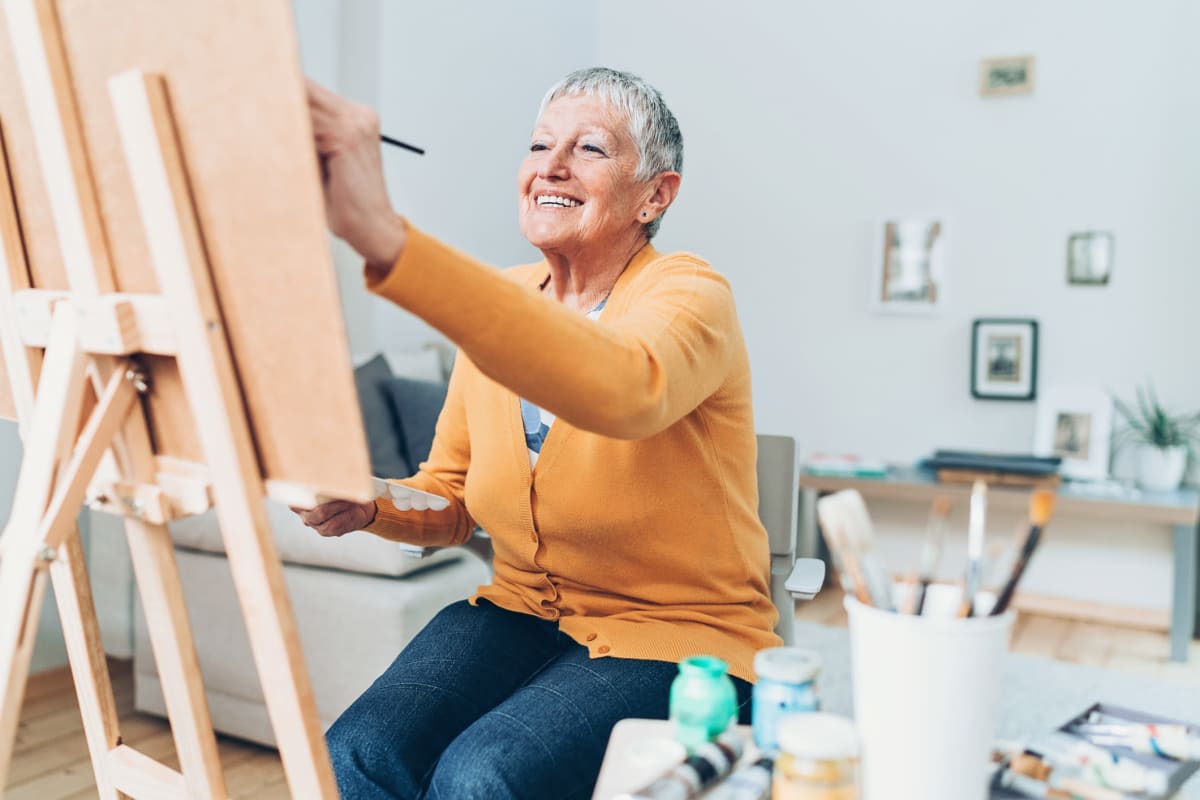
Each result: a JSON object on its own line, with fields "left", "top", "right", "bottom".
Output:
{"left": 134, "top": 547, "right": 491, "bottom": 746}
{"left": 354, "top": 354, "right": 410, "bottom": 479}
{"left": 381, "top": 346, "right": 446, "bottom": 384}
{"left": 167, "top": 499, "right": 463, "bottom": 578}
{"left": 383, "top": 376, "right": 448, "bottom": 468}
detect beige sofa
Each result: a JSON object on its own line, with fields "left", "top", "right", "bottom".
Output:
{"left": 132, "top": 504, "right": 488, "bottom": 746}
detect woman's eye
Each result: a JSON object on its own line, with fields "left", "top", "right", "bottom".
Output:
{"left": 529, "top": 143, "right": 548, "bottom": 152}
{"left": 582, "top": 144, "right": 606, "bottom": 155}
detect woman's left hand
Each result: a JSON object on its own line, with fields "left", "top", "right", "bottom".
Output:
{"left": 291, "top": 499, "right": 377, "bottom": 538}
{"left": 306, "top": 78, "right": 407, "bottom": 272}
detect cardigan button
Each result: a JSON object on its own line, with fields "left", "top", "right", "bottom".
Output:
{"left": 598, "top": 645, "right": 611, "bottom": 654}
{"left": 586, "top": 633, "right": 598, "bottom": 642}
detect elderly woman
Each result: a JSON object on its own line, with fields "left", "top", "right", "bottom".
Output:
{"left": 300, "top": 67, "right": 780, "bottom": 799}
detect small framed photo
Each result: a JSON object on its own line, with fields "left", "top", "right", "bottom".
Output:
{"left": 979, "top": 55, "right": 1036, "bottom": 97}
{"left": 971, "top": 319, "right": 1037, "bottom": 400}
{"left": 1067, "top": 231, "right": 1114, "bottom": 285}
{"left": 1033, "top": 387, "right": 1113, "bottom": 481}
{"left": 872, "top": 219, "right": 945, "bottom": 315}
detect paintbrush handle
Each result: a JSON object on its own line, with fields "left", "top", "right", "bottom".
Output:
{"left": 992, "top": 527, "right": 1043, "bottom": 615}
{"left": 859, "top": 554, "right": 894, "bottom": 611}
{"left": 959, "top": 560, "right": 982, "bottom": 617}
{"left": 913, "top": 578, "right": 931, "bottom": 615}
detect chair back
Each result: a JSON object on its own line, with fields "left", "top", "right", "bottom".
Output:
{"left": 756, "top": 434, "right": 800, "bottom": 644}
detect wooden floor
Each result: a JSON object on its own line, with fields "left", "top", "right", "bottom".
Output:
{"left": 7, "top": 597, "right": 1199, "bottom": 798}
{"left": 5, "top": 659, "right": 286, "bottom": 799}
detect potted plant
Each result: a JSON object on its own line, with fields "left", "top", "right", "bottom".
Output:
{"left": 1112, "top": 383, "right": 1200, "bottom": 491}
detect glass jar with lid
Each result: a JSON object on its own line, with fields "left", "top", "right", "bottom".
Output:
{"left": 752, "top": 647, "right": 822, "bottom": 752}
{"left": 773, "top": 712, "right": 860, "bottom": 800}
{"left": 669, "top": 655, "right": 738, "bottom": 750}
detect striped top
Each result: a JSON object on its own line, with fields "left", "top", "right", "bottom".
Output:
{"left": 520, "top": 299, "right": 607, "bottom": 466}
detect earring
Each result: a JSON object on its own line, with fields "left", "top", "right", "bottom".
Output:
{"left": 641, "top": 211, "right": 649, "bottom": 218}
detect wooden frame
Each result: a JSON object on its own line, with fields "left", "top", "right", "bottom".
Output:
{"left": 979, "top": 55, "right": 1036, "bottom": 98}
{"left": 0, "top": 1, "right": 372, "bottom": 796}
{"left": 871, "top": 218, "right": 946, "bottom": 316}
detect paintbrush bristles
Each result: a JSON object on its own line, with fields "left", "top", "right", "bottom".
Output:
{"left": 1030, "top": 490, "right": 1056, "bottom": 527}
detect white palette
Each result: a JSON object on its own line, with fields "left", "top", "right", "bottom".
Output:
{"left": 371, "top": 477, "right": 450, "bottom": 512}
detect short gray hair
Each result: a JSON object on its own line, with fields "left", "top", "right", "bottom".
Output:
{"left": 538, "top": 67, "right": 682, "bottom": 240}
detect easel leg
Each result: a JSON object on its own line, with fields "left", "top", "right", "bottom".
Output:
{"left": 123, "top": 518, "right": 226, "bottom": 798}
{"left": 110, "top": 71, "right": 338, "bottom": 798}
{"left": 0, "top": 554, "right": 50, "bottom": 788}
{"left": 0, "top": 303, "right": 90, "bottom": 790}
{"left": 49, "top": 526, "right": 123, "bottom": 800}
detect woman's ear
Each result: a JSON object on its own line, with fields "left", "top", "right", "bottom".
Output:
{"left": 640, "top": 171, "right": 681, "bottom": 222}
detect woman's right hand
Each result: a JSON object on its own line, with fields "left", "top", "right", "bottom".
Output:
{"left": 306, "top": 78, "right": 407, "bottom": 276}
{"left": 291, "top": 499, "right": 377, "bottom": 538}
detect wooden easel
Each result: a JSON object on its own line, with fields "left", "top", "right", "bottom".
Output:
{"left": 0, "top": 2, "right": 369, "bottom": 797}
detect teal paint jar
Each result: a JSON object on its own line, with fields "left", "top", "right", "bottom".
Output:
{"left": 669, "top": 655, "right": 738, "bottom": 750}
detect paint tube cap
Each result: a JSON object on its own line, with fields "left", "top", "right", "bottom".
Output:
{"left": 777, "top": 712, "right": 860, "bottom": 760}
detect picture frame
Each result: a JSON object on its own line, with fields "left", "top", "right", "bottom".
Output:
{"left": 1033, "top": 387, "right": 1114, "bottom": 481}
{"left": 1067, "top": 231, "right": 1114, "bottom": 285}
{"left": 971, "top": 319, "right": 1037, "bottom": 401}
{"left": 979, "top": 55, "right": 1036, "bottom": 97}
{"left": 871, "top": 219, "right": 946, "bottom": 315}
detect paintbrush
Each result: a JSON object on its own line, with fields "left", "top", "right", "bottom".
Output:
{"left": 817, "top": 490, "right": 893, "bottom": 610}
{"left": 380, "top": 134, "right": 425, "bottom": 155}
{"left": 907, "top": 495, "right": 951, "bottom": 615}
{"left": 991, "top": 490, "right": 1057, "bottom": 616}
{"left": 825, "top": 521, "right": 875, "bottom": 607}
{"left": 958, "top": 480, "right": 988, "bottom": 617}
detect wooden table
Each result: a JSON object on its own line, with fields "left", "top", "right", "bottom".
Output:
{"left": 798, "top": 467, "right": 1200, "bottom": 662}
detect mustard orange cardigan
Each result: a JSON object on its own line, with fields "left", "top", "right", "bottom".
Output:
{"left": 363, "top": 225, "right": 780, "bottom": 681}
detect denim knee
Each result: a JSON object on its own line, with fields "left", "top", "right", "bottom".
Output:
{"left": 327, "top": 715, "right": 419, "bottom": 799}
{"left": 426, "top": 733, "right": 523, "bottom": 800}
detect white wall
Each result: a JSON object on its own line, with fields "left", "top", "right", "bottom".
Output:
{"left": 596, "top": 0, "right": 1199, "bottom": 459}
{"left": 371, "top": 0, "right": 599, "bottom": 348}
{"left": 335, "top": 1, "right": 1196, "bottom": 614}
{"left": 291, "top": 0, "right": 381, "bottom": 355}
{"left": 591, "top": 0, "right": 1199, "bottom": 611}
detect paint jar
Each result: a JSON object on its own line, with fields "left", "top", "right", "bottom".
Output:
{"left": 772, "top": 713, "right": 860, "bottom": 800}
{"left": 669, "top": 655, "right": 737, "bottom": 750}
{"left": 752, "top": 647, "right": 821, "bottom": 752}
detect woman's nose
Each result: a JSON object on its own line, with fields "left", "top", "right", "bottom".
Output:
{"left": 538, "top": 145, "right": 571, "bottom": 179}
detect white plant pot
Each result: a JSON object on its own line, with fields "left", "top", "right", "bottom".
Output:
{"left": 1134, "top": 445, "right": 1188, "bottom": 492}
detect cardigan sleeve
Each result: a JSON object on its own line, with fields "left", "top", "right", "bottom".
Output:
{"left": 366, "top": 225, "right": 738, "bottom": 441}
{"left": 363, "top": 352, "right": 477, "bottom": 546}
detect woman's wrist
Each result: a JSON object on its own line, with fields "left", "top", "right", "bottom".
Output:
{"left": 363, "top": 214, "right": 408, "bottom": 282}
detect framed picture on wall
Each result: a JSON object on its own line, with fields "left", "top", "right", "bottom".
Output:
{"left": 1067, "top": 231, "right": 1115, "bottom": 285}
{"left": 871, "top": 219, "right": 946, "bottom": 315}
{"left": 979, "top": 55, "right": 1036, "bottom": 97}
{"left": 970, "top": 319, "right": 1037, "bottom": 400}
{"left": 1033, "top": 387, "right": 1113, "bottom": 481}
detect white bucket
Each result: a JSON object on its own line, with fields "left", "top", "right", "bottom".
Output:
{"left": 845, "top": 584, "right": 1015, "bottom": 800}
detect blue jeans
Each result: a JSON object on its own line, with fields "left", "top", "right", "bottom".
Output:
{"left": 326, "top": 599, "right": 753, "bottom": 799}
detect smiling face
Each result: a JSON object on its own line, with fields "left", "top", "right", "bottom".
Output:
{"left": 518, "top": 94, "right": 651, "bottom": 259}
